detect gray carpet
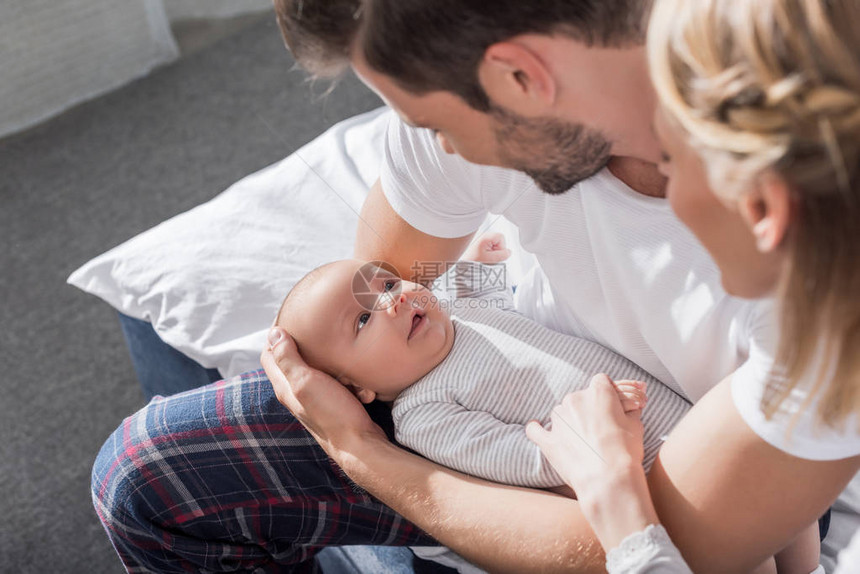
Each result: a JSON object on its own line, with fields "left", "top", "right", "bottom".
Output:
{"left": 0, "top": 12, "right": 380, "bottom": 573}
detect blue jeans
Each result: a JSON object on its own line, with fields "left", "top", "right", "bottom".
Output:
{"left": 117, "top": 312, "right": 222, "bottom": 400}
{"left": 114, "top": 313, "right": 454, "bottom": 573}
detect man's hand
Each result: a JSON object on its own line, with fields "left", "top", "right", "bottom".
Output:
{"left": 261, "top": 327, "right": 386, "bottom": 457}
{"left": 462, "top": 231, "right": 511, "bottom": 264}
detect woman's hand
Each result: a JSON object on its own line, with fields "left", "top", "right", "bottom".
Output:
{"left": 261, "top": 326, "right": 387, "bottom": 460}
{"left": 526, "top": 374, "right": 659, "bottom": 550}
{"left": 462, "top": 232, "right": 511, "bottom": 264}
{"left": 526, "top": 374, "right": 646, "bottom": 485}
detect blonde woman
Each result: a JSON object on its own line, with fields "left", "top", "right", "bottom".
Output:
{"left": 528, "top": 0, "right": 860, "bottom": 572}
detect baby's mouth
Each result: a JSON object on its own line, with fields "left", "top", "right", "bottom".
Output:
{"left": 408, "top": 311, "right": 426, "bottom": 340}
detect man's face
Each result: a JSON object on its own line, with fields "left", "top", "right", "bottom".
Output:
{"left": 352, "top": 53, "right": 611, "bottom": 195}
{"left": 488, "top": 104, "right": 611, "bottom": 195}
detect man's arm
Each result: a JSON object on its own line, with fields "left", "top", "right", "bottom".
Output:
{"left": 649, "top": 378, "right": 860, "bottom": 573}
{"left": 355, "top": 179, "right": 473, "bottom": 283}
{"left": 347, "top": 436, "right": 603, "bottom": 572}
{"left": 261, "top": 330, "right": 606, "bottom": 573}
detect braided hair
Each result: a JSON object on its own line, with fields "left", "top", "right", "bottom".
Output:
{"left": 649, "top": 0, "right": 860, "bottom": 430}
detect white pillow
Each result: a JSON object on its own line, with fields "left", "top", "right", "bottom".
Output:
{"left": 68, "top": 107, "right": 390, "bottom": 378}
{"left": 68, "top": 105, "right": 535, "bottom": 378}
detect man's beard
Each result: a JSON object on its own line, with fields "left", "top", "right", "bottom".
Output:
{"left": 490, "top": 104, "right": 612, "bottom": 195}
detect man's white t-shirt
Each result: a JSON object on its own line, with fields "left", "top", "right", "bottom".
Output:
{"left": 380, "top": 114, "right": 860, "bottom": 461}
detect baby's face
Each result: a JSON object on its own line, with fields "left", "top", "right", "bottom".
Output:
{"left": 282, "top": 260, "right": 455, "bottom": 402}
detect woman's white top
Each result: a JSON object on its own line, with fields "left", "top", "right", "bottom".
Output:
{"left": 730, "top": 302, "right": 860, "bottom": 460}
{"left": 606, "top": 525, "right": 692, "bottom": 573}
{"left": 605, "top": 524, "right": 856, "bottom": 574}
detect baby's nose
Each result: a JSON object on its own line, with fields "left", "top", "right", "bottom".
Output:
{"left": 384, "top": 292, "right": 408, "bottom": 317}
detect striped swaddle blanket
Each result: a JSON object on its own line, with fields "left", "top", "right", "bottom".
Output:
{"left": 393, "top": 304, "right": 691, "bottom": 488}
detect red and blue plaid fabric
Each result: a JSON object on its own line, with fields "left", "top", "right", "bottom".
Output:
{"left": 92, "top": 370, "right": 436, "bottom": 573}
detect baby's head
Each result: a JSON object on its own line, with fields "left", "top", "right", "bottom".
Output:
{"left": 275, "top": 259, "right": 455, "bottom": 403}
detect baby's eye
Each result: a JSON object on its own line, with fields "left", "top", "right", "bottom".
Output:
{"left": 383, "top": 279, "right": 399, "bottom": 292}
{"left": 357, "top": 312, "right": 371, "bottom": 333}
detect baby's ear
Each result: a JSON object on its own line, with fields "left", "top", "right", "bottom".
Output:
{"left": 337, "top": 376, "right": 377, "bottom": 404}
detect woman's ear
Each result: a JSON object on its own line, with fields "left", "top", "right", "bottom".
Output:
{"left": 337, "top": 376, "right": 377, "bottom": 404}
{"left": 478, "top": 40, "right": 556, "bottom": 115}
{"left": 738, "top": 174, "right": 793, "bottom": 253}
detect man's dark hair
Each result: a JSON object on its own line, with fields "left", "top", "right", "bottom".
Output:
{"left": 274, "top": 0, "right": 652, "bottom": 111}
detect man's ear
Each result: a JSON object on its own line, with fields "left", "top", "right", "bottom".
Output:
{"left": 478, "top": 40, "right": 556, "bottom": 115}
{"left": 337, "top": 375, "right": 377, "bottom": 404}
{"left": 738, "top": 173, "right": 793, "bottom": 253}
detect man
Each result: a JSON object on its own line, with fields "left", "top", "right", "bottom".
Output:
{"left": 94, "top": 1, "right": 855, "bottom": 572}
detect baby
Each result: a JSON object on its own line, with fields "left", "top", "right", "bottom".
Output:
{"left": 274, "top": 238, "right": 691, "bottom": 488}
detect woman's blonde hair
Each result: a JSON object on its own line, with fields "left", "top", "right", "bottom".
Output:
{"left": 648, "top": 0, "right": 860, "bottom": 429}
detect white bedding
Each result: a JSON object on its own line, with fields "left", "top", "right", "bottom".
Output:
{"left": 67, "top": 105, "right": 859, "bottom": 571}
{"left": 69, "top": 107, "right": 388, "bottom": 377}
